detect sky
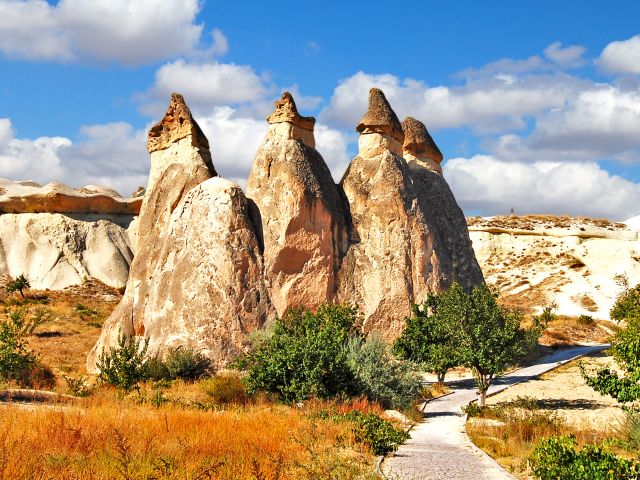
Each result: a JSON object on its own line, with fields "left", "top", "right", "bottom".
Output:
{"left": 1, "top": 0, "right": 640, "bottom": 220}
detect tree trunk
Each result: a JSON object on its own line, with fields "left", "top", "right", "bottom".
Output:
{"left": 478, "top": 389, "right": 487, "bottom": 406}
{"left": 19, "top": 288, "right": 24, "bottom": 298}
{"left": 437, "top": 372, "right": 445, "bottom": 383}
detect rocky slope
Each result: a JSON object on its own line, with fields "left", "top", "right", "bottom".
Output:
{"left": 0, "top": 178, "right": 139, "bottom": 290}
{"left": 468, "top": 215, "right": 640, "bottom": 319}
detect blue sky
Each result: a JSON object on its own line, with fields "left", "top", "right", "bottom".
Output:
{"left": 1, "top": 0, "right": 640, "bottom": 219}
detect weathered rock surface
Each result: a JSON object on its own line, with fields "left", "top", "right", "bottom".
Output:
{"left": 88, "top": 93, "right": 269, "bottom": 371}
{"left": 247, "top": 92, "right": 347, "bottom": 316}
{"left": 0, "top": 178, "right": 141, "bottom": 215}
{"left": 338, "top": 89, "right": 483, "bottom": 336}
{"left": 402, "top": 116, "right": 443, "bottom": 174}
{"left": 468, "top": 215, "right": 640, "bottom": 319}
{"left": 0, "top": 213, "right": 134, "bottom": 290}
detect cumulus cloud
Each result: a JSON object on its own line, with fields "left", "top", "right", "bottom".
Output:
{"left": 0, "top": 0, "right": 225, "bottom": 65}
{"left": 0, "top": 118, "right": 148, "bottom": 196}
{"left": 320, "top": 71, "right": 588, "bottom": 132}
{"left": 544, "top": 41, "right": 586, "bottom": 68}
{"left": 444, "top": 155, "right": 640, "bottom": 219}
{"left": 599, "top": 35, "right": 640, "bottom": 75}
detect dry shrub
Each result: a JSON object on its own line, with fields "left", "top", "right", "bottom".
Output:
{"left": 0, "top": 396, "right": 376, "bottom": 479}
{"left": 202, "top": 373, "right": 247, "bottom": 405}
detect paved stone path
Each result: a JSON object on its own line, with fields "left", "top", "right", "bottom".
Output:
{"left": 382, "top": 344, "right": 609, "bottom": 480}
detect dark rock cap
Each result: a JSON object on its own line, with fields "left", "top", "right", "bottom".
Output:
{"left": 401, "top": 117, "right": 443, "bottom": 163}
{"left": 267, "top": 92, "right": 316, "bottom": 131}
{"left": 356, "top": 88, "right": 404, "bottom": 143}
{"left": 147, "top": 93, "right": 209, "bottom": 153}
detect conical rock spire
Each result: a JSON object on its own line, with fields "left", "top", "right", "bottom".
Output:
{"left": 401, "top": 117, "right": 443, "bottom": 174}
{"left": 267, "top": 92, "right": 315, "bottom": 131}
{"left": 356, "top": 88, "right": 404, "bottom": 143}
{"left": 147, "top": 93, "right": 209, "bottom": 153}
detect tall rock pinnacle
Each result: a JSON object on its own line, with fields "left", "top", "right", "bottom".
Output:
{"left": 247, "top": 92, "right": 348, "bottom": 316}
{"left": 355, "top": 88, "right": 404, "bottom": 157}
{"left": 401, "top": 117, "right": 443, "bottom": 174}
{"left": 338, "top": 88, "right": 483, "bottom": 336}
{"left": 88, "top": 93, "right": 271, "bottom": 371}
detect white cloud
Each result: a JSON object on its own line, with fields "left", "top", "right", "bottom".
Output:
{"left": 320, "top": 71, "right": 587, "bottom": 132}
{"left": 0, "top": 118, "right": 147, "bottom": 196}
{"left": 599, "top": 35, "right": 640, "bottom": 75}
{"left": 0, "top": 0, "right": 225, "bottom": 65}
{"left": 444, "top": 155, "right": 640, "bottom": 220}
{"left": 544, "top": 41, "right": 586, "bottom": 68}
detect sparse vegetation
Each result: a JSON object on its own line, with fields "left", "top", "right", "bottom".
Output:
{"left": 5, "top": 274, "right": 31, "bottom": 298}
{"left": 338, "top": 410, "right": 410, "bottom": 456}
{"left": 0, "top": 308, "right": 54, "bottom": 388}
{"left": 97, "top": 331, "right": 150, "bottom": 392}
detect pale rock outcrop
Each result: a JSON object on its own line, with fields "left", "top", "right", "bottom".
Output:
{"left": 338, "top": 89, "right": 483, "bottom": 336}
{"left": 468, "top": 215, "right": 640, "bottom": 319}
{"left": 401, "top": 117, "right": 443, "bottom": 174}
{"left": 0, "top": 178, "right": 141, "bottom": 215}
{"left": 246, "top": 92, "right": 347, "bottom": 316}
{"left": 0, "top": 213, "right": 134, "bottom": 290}
{"left": 88, "top": 94, "right": 270, "bottom": 370}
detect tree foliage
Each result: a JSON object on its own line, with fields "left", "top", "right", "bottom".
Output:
{"left": 97, "top": 331, "right": 150, "bottom": 392}
{"left": 583, "top": 282, "right": 640, "bottom": 405}
{"left": 393, "top": 296, "right": 461, "bottom": 382}
{"left": 530, "top": 435, "right": 640, "bottom": 480}
{"left": 241, "top": 304, "right": 361, "bottom": 402}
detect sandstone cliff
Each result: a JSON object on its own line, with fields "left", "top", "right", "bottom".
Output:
{"left": 87, "top": 94, "right": 270, "bottom": 371}
{"left": 338, "top": 89, "right": 483, "bottom": 336}
{"left": 246, "top": 92, "right": 348, "bottom": 316}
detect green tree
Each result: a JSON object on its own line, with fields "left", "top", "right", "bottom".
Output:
{"left": 439, "top": 283, "right": 541, "bottom": 405}
{"left": 393, "top": 295, "right": 461, "bottom": 382}
{"left": 240, "top": 304, "right": 361, "bottom": 403}
{"left": 5, "top": 274, "right": 30, "bottom": 298}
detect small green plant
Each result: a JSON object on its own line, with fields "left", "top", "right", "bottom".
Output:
{"left": 74, "top": 303, "right": 98, "bottom": 320}
{"left": 5, "top": 274, "right": 30, "bottom": 298}
{"left": 338, "top": 410, "right": 410, "bottom": 456}
{"left": 96, "top": 331, "right": 149, "bottom": 392}
{"left": 202, "top": 374, "right": 247, "bottom": 405}
{"left": 63, "top": 375, "right": 91, "bottom": 397}
{"left": 577, "top": 314, "right": 595, "bottom": 326}
{"left": 529, "top": 435, "right": 640, "bottom": 480}
{"left": 462, "top": 402, "right": 484, "bottom": 418}
{"left": 0, "top": 308, "right": 53, "bottom": 387}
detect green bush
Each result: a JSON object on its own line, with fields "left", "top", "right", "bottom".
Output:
{"left": 0, "top": 308, "right": 53, "bottom": 388}
{"left": 163, "top": 347, "right": 212, "bottom": 381}
{"left": 63, "top": 375, "right": 91, "bottom": 397}
{"left": 338, "top": 410, "right": 410, "bottom": 456}
{"left": 346, "top": 335, "right": 422, "bottom": 410}
{"left": 96, "top": 332, "right": 149, "bottom": 392}
{"left": 529, "top": 435, "right": 640, "bottom": 480}
{"left": 202, "top": 374, "right": 247, "bottom": 405}
{"left": 577, "top": 314, "right": 595, "bottom": 326}
{"left": 240, "top": 304, "right": 361, "bottom": 402}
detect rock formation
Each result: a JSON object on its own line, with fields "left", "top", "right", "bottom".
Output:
{"left": 338, "top": 88, "right": 483, "bottom": 336}
{"left": 401, "top": 117, "right": 443, "bottom": 174}
{"left": 0, "top": 178, "right": 141, "bottom": 215}
{"left": 0, "top": 213, "right": 134, "bottom": 290}
{"left": 87, "top": 94, "right": 270, "bottom": 371}
{"left": 246, "top": 92, "right": 347, "bottom": 316}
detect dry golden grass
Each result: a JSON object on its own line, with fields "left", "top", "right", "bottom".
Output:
{"left": 0, "top": 394, "right": 379, "bottom": 480}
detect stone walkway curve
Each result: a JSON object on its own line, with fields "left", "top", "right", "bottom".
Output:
{"left": 381, "top": 344, "right": 609, "bottom": 480}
